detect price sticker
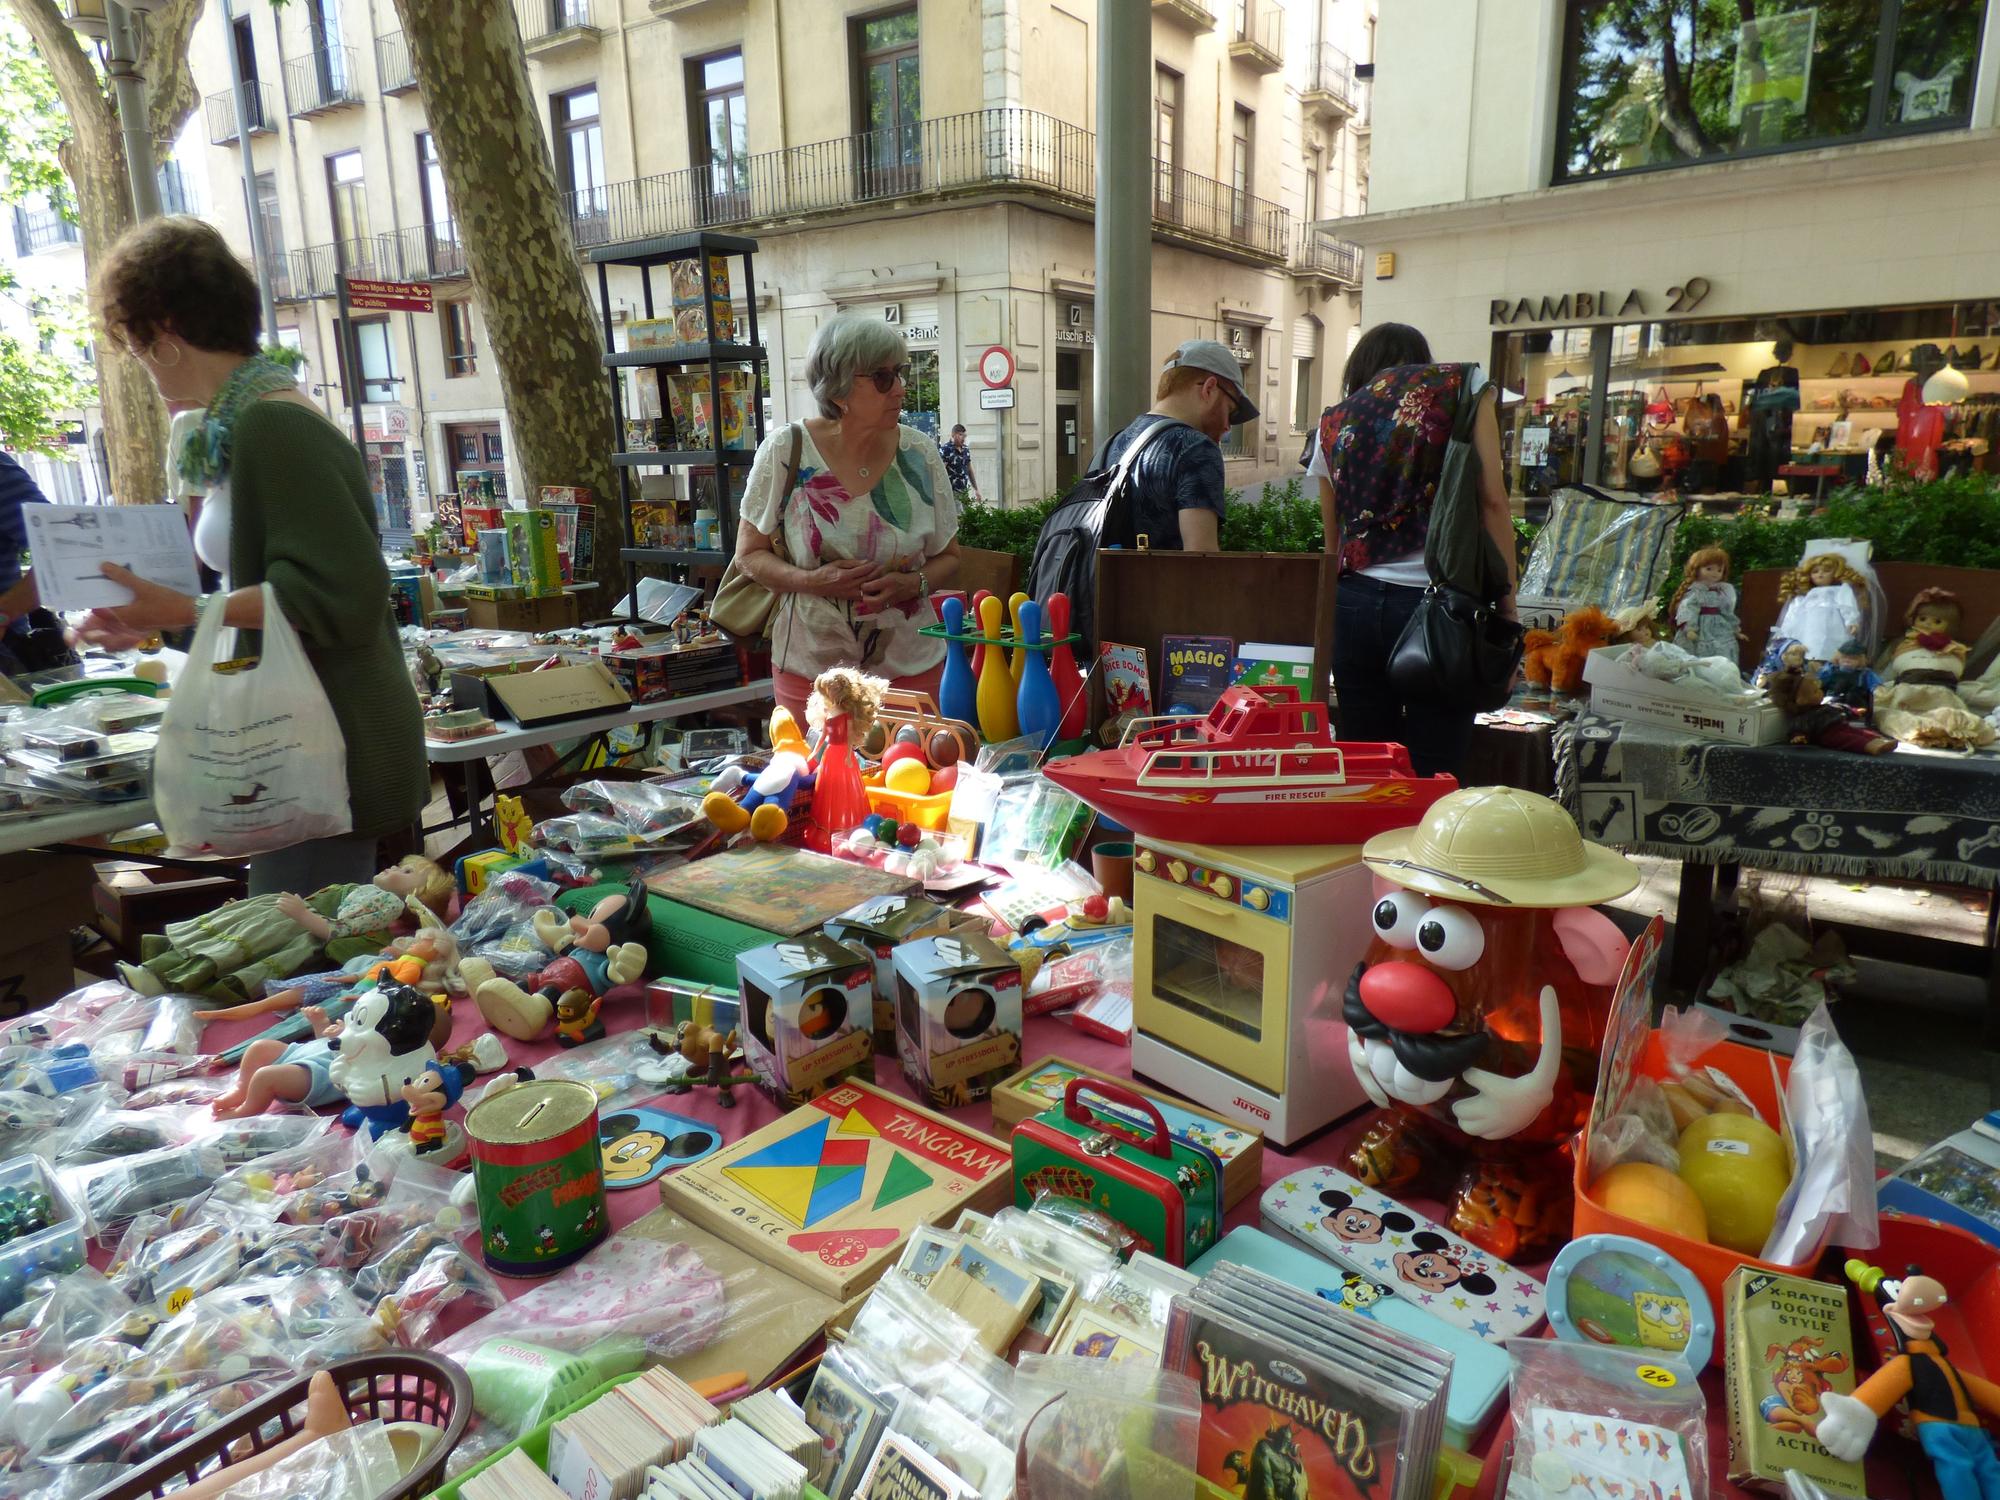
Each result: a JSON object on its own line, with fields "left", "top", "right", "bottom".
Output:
{"left": 165, "top": 1287, "right": 193, "bottom": 1315}
{"left": 1635, "top": 1363, "right": 1679, "bottom": 1388}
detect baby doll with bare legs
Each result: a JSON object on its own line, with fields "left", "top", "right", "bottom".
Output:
{"left": 211, "top": 1005, "right": 348, "bottom": 1120}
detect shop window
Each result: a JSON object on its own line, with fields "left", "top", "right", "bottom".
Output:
{"left": 690, "top": 49, "right": 749, "bottom": 216}
{"left": 903, "top": 347, "right": 940, "bottom": 436}
{"left": 441, "top": 301, "right": 477, "bottom": 378}
{"left": 1555, "top": 0, "right": 1986, "bottom": 182}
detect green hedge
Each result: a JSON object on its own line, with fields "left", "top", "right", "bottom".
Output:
{"left": 1658, "top": 474, "right": 2000, "bottom": 610}
{"left": 958, "top": 479, "right": 1328, "bottom": 566}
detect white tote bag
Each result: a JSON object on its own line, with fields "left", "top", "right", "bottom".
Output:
{"left": 153, "top": 582, "right": 352, "bottom": 857}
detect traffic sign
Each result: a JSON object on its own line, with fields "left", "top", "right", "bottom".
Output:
{"left": 978, "top": 387, "right": 1016, "bottom": 410}
{"left": 347, "top": 277, "right": 434, "bottom": 313}
{"left": 978, "top": 345, "right": 1015, "bottom": 389}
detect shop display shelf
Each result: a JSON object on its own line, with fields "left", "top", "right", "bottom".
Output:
{"left": 620, "top": 547, "right": 728, "bottom": 567}
{"left": 603, "top": 341, "right": 765, "bottom": 369}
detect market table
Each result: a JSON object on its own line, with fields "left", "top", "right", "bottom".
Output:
{"left": 426, "top": 678, "right": 773, "bottom": 841}
{"left": 1558, "top": 712, "right": 2000, "bottom": 1061}
{"left": 0, "top": 797, "right": 156, "bottom": 858}
{"left": 189, "top": 998, "right": 1926, "bottom": 1500}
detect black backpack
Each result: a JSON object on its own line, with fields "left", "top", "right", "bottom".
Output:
{"left": 1026, "top": 416, "right": 1190, "bottom": 655}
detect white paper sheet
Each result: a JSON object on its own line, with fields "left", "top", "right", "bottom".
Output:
{"left": 23, "top": 504, "right": 201, "bottom": 612}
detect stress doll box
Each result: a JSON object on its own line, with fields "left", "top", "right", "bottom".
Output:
{"left": 657, "top": 1079, "right": 1013, "bottom": 1301}
{"left": 891, "top": 933, "right": 1023, "bottom": 1109}
{"left": 736, "top": 933, "right": 875, "bottom": 1108}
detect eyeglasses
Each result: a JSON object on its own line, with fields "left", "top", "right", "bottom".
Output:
{"left": 865, "top": 364, "right": 909, "bottom": 395}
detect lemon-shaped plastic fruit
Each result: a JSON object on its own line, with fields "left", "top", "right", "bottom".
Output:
{"left": 885, "top": 758, "right": 932, "bottom": 795}
{"left": 1677, "top": 1113, "right": 1789, "bottom": 1253}
{"left": 1590, "top": 1162, "right": 1709, "bottom": 1243}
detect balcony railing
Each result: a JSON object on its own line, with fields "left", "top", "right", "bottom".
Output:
{"left": 205, "top": 84, "right": 275, "bottom": 145}
{"left": 1303, "top": 42, "right": 1355, "bottom": 113}
{"left": 274, "top": 226, "right": 472, "bottom": 301}
{"left": 1229, "top": 5, "right": 1283, "bottom": 70}
{"left": 1291, "top": 228, "right": 1361, "bottom": 285}
{"left": 524, "top": 0, "right": 597, "bottom": 45}
{"left": 375, "top": 31, "right": 418, "bottom": 94}
{"left": 12, "top": 205, "right": 79, "bottom": 257}
{"left": 560, "top": 107, "right": 1287, "bottom": 263}
{"left": 282, "top": 46, "right": 362, "bottom": 117}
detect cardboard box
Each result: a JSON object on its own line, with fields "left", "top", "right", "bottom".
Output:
{"left": 484, "top": 660, "right": 629, "bottom": 727}
{"left": 991, "top": 1055, "right": 1264, "bottom": 1210}
{"left": 823, "top": 894, "right": 983, "bottom": 1055}
{"left": 892, "top": 934, "right": 1022, "bottom": 1108}
{"left": 1723, "top": 1266, "right": 1866, "bottom": 1497}
{"left": 0, "top": 935, "right": 73, "bottom": 1019}
{"left": 462, "top": 590, "right": 580, "bottom": 633}
{"left": 503, "top": 508, "right": 563, "bottom": 594}
{"left": 1583, "top": 646, "right": 1784, "bottom": 745}
{"left": 91, "top": 863, "right": 245, "bottom": 957}
{"left": 737, "top": 933, "right": 875, "bottom": 1108}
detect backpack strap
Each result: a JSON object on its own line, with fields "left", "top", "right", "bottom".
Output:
{"left": 1105, "top": 414, "right": 1193, "bottom": 489}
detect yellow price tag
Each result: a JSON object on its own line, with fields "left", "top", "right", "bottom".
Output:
{"left": 166, "top": 1287, "right": 193, "bottom": 1315}
{"left": 1635, "top": 1364, "right": 1678, "bottom": 1389}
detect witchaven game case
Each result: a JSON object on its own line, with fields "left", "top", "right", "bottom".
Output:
{"left": 1166, "top": 1264, "right": 1447, "bottom": 1500}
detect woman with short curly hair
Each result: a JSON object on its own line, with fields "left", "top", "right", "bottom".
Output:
{"left": 733, "top": 313, "right": 961, "bottom": 726}
{"left": 75, "top": 216, "right": 426, "bottom": 894}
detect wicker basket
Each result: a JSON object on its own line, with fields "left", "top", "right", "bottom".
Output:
{"left": 85, "top": 1351, "right": 471, "bottom": 1500}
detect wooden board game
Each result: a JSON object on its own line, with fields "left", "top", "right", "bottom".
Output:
{"left": 647, "top": 843, "right": 917, "bottom": 937}
{"left": 657, "top": 1078, "right": 1013, "bottom": 1300}
{"left": 990, "top": 1054, "right": 1264, "bottom": 1210}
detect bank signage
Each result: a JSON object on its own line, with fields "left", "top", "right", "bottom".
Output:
{"left": 1489, "top": 276, "right": 1712, "bottom": 326}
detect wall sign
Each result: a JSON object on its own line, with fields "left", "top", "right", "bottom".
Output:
{"left": 882, "top": 304, "right": 902, "bottom": 325}
{"left": 1055, "top": 328, "right": 1096, "bottom": 346}
{"left": 1490, "top": 277, "right": 1712, "bottom": 326}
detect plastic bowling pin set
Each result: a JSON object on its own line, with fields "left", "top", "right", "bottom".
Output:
{"left": 931, "top": 590, "right": 1085, "bottom": 749}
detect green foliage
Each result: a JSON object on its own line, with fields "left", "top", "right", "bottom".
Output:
{"left": 0, "top": 16, "right": 69, "bottom": 211}
{"left": 1219, "top": 478, "right": 1323, "bottom": 552}
{"left": 1658, "top": 475, "right": 2000, "bottom": 610}
{"left": 0, "top": 271, "right": 87, "bottom": 456}
{"left": 956, "top": 492, "right": 1062, "bottom": 564}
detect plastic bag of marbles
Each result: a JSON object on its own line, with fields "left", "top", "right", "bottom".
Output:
{"left": 0, "top": 1268, "right": 141, "bottom": 1379}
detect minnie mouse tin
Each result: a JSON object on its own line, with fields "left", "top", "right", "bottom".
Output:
{"left": 1258, "top": 1164, "right": 1545, "bottom": 1340}
{"left": 1545, "top": 1232, "right": 1715, "bottom": 1370}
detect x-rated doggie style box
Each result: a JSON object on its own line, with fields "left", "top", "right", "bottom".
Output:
{"left": 1723, "top": 1266, "right": 1866, "bottom": 1497}
{"left": 1582, "top": 646, "right": 1785, "bottom": 745}
{"left": 892, "top": 933, "right": 1023, "bottom": 1108}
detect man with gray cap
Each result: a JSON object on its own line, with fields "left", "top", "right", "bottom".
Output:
{"left": 1093, "top": 338, "right": 1254, "bottom": 551}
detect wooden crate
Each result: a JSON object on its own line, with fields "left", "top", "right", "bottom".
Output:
{"left": 92, "top": 863, "right": 246, "bottom": 957}
{"left": 955, "top": 546, "right": 1022, "bottom": 604}
{"left": 1092, "top": 548, "right": 1335, "bottom": 724}
{"left": 990, "top": 1054, "right": 1265, "bottom": 1210}
{"left": 657, "top": 1079, "right": 1012, "bottom": 1301}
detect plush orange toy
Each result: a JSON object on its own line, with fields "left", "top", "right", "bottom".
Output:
{"left": 1547, "top": 606, "right": 1618, "bottom": 695}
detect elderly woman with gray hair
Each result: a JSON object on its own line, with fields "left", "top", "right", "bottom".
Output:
{"left": 735, "top": 312, "right": 961, "bottom": 725}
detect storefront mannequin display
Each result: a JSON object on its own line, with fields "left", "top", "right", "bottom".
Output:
{"left": 1671, "top": 546, "right": 1740, "bottom": 662}
{"left": 1746, "top": 338, "right": 1801, "bottom": 491}
{"left": 116, "top": 854, "right": 454, "bottom": 1002}
{"left": 1342, "top": 787, "right": 1640, "bottom": 1259}
{"left": 1684, "top": 393, "right": 1731, "bottom": 491}
{"left": 1773, "top": 554, "right": 1869, "bottom": 666}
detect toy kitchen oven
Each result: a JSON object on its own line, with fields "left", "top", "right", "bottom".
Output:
{"left": 1131, "top": 838, "right": 1375, "bottom": 1146}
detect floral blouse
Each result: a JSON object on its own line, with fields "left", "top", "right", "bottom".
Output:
{"left": 741, "top": 421, "right": 959, "bottom": 681}
{"left": 1316, "top": 362, "right": 1477, "bottom": 576}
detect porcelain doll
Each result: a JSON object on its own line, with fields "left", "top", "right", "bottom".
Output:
{"left": 1764, "top": 669, "right": 1895, "bottom": 755}
{"left": 118, "top": 855, "right": 453, "bottom": 1003}
{"left": 1671, "top": 546, "right": 1740, "bottom": 661}
{"left": 1887, "top": 587, "right": 1971, "bottom": 687}
{"left": 1819, "top": 637, "right": 1881, "bottom": 714}
{"left": 1773, "top": 553, "right": 1869, "bottom": 665}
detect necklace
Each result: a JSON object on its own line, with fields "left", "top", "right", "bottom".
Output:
{"left": 178, "top": 352, "right": 303, "bottom": 488}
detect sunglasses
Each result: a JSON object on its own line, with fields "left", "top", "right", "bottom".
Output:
{"left": 865, "top": 364, "right": 910, "bottom": 395}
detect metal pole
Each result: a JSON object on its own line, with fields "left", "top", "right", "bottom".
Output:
{"left": 221, "top": 0, "right": 279, "bottom": 340}
{"left": 104, "top": 1, "right": 161, "bottom": 221}
{"left": 330, "top": 240, "right": 368, "bottom": 452}
{"left": 1094, "top": 0, "right": 1151, "bottom": 446}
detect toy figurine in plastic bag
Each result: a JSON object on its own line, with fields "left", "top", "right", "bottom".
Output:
{"left": 460, "top": 878, "right": 653, "bottom": 1041}
{"left": 1344, "top": 788, "right": 1639, "bottom": 1259}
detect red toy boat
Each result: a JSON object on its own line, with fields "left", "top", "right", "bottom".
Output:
{"left": 1040, "top": 685, "right": 1457, "bottom": 846}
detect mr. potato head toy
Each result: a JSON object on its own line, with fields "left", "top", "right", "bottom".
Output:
{"left": 1344, "top": 787, "right": 1640, "bottom": 1260}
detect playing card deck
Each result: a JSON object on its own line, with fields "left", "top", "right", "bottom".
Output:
{"left": 731, "top": 1387, "right": 821, "bottom": 1472}
{"left": 531, "top": 1368, "right": 723, "bottom": 1500}
{"left": 1167, "top": 1263, "right": 1450, "bottom": 1500}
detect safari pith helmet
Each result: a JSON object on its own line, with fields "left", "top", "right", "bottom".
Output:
{"left": 1361, "top": 786, "right": 1639, "bottom": 909}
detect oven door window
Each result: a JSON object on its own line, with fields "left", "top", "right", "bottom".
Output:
{"left": 1151, "top": 911, "right": 1266, "bottom": 1043}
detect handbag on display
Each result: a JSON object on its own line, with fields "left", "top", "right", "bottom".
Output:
{"left": 1628, "top": 437, "right": 1663, "bottom": 479}
{"left": 709, "top": 423, "right": 804, "bottom": 644}
{"left": 1385, "top": 371, "right": 1525, "bottom": 714}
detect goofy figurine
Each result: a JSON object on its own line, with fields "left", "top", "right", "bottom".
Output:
{"left": 461, "top": 878, "right": 653, "bottom": 1041}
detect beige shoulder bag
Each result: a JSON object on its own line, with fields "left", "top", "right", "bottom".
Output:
{"left": 710, "top": 422, "right": 804, "bottom": 643}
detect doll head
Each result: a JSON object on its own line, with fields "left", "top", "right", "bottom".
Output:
{"left": 1671, "top": 546, "right": 1731, "bottom": 616}
{"left": 1780, "top": 553, "right": 1866, "bottom": 606}
{"left": 807, "top": 667, "right": 888, "bottom": 742}
{"left": 1833, "top": 638, "right": 1868, "bottom": 670}
{"left": 375, "top": 855, "right": 454, "bottom": 922}
{"left": 1781, "top": 642, "right": 1808, "bottom": 672}
{"left": 1905, "top": 587, "right": 1963, "bottom": 639}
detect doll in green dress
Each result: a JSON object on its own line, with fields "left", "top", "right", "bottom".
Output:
{"left": 116, "top": 854, "right": 453, "bottom": 1003}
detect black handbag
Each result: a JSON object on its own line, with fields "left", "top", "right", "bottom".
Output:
{"left": 1386, "top": 371, "right": 1524, "bottom": 711}
{"left": 1387, "top": 582, "right": 1524, "bottom": 712}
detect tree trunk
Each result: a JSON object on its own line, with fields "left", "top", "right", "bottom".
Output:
{"left": 8, "top": 0, "right": 200, "bottom": 506}
{"left": 389, "top": 0, "right": 621, "bottom": 599}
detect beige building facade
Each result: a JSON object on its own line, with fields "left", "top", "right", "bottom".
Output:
{"left": 185, "top": 0, "right": 1375, "bottom": 529}
{"left": 1334, "top": 0, "right": 2000, "bottom": 501}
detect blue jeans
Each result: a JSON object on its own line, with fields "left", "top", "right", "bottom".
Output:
{"left": 1333, "top": 572, "right": 1476, "bottom": 780}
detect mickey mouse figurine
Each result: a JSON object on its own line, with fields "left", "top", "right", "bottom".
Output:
{"left": 461, "top": 877, "right": 653, "bottom": 1041}
{"left": 1816, "top": 1258, "right": 2000, "bottom": 1500}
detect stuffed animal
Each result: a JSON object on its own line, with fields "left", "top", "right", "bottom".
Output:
{"left": 461, "top": 878, "right": 653, "bottom": 1041}
{"left": 1531, "top": 605, "right": 1618, "bottom": 696}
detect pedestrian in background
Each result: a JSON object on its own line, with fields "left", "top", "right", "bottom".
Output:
{"left": 939, "top": 423, "right": 983, "bottom": 504}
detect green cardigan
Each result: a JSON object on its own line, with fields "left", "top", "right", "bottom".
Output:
{"left": 227, "top": 401, "right": 428, "bottom": 838}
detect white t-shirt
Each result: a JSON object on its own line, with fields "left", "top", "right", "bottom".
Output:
{"left": 1305, "top": 363, "right": 1488, "bottom": 587}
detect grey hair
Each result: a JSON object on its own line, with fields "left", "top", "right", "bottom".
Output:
{"left": 805, "top": 313, "right": 908, "bottom": 420}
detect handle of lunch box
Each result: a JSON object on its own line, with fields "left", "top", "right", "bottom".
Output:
{"left": 1062, "top": 1077, "right": 1172, "bottom": 1158}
